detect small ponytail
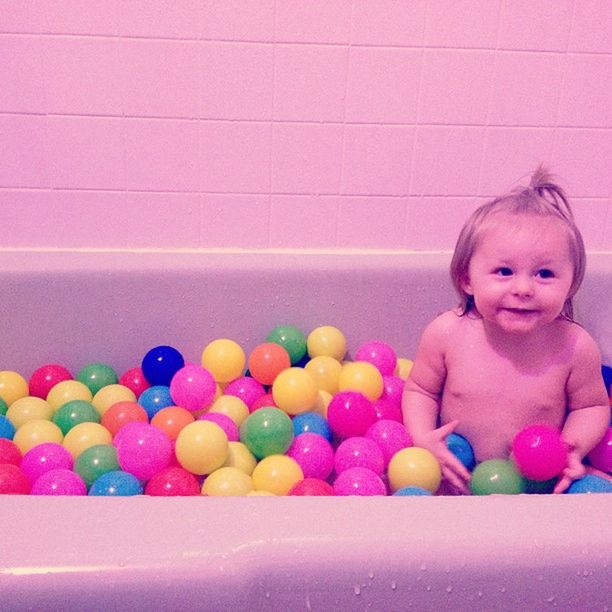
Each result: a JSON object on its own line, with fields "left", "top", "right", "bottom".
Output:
{"left": 528, "top": 164, "right": 574, "bottom": 221}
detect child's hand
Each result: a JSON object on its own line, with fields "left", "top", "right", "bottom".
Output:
{"left": 412, "top": 420, "right": 472, "bottom": 494}
{"left": 553, "top": 447, "right": 586, "bottom": 494}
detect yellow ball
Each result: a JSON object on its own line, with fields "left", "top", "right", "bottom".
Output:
{"left": 209, "top": 395, "right": 249, "bottom": 426}
{"left": 387, "top": 447, "right": 442, "bottom": 493}
{"left": 47, "top": 380, "right": 93, "bottom": 412}
{"left": 313, "top": 390, "right": 333, "bottom": 419}
{"left": 272, "top": 367, "right": 318, "bottom": 416}
{"left": 304, "top": 355, "right": 342, "bottom": 394}
{"left": 223, "top": 441, "right": 257, "bottom": 475}
{"left": 62, "top": 422, "right": 112, "bottom": 459}
{"left": 338, "top": 361, "right": 384, "bottom": 401}
{"left": 247, "top": 490, "right": 276, "bottom": 496}
{"left": 202, "top": 466, "right": 253, "bottom": 496}
{"left": 201, "top": 339, "right": 246, "bottom": 383}
{"left": 306, "top": 325, "right": 347, "bottom": 361}
{"left": 0, "top": 371, "right": 29, "bottom": 406}
{"left": 395, "top": 358, "right": 414, "bottom": 380}
{"left": 175, "top": 420, "right": 228, "bottom": 475}
{"left": 251, "top": 454, "right": 303, "bottom": 496}
{"left": 92, "top": 384, "right": 137, "bottom": 416}
{"left": 6, "top": 396, "right": 53, "bottom": 428}
{"left": 13, "top": 419, "right": 63, "bottom": 454}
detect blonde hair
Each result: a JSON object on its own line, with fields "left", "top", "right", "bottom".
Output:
{"left": 450, "top": 165, "right": 586, "bottom": 320}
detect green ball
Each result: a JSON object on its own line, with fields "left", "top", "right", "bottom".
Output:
{"left": 470, "top": 459, "right": 526, "bottom": 495}
{"left": 0, "top": 397, "right": 7, "bottom": 416}
{"left": 53, "top": 399, "right": 101, "bottom": 435}
{"left": 266, "top": 325, "right": 307, "bottom": 365}
{"left": 239, "top": 407, "right": 294, "bottom": 459}
{"left": 74, "top": 444, "right": 120, "bottom": 488}
{"left": 76, "top": 363, "right": 118, "bottom": 395}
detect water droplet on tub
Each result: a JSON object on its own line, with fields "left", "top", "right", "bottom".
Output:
{"left": 478, "top": 591, "right": 483, "bottom": 598}
{"left": 426, "top": 585, "right": 432, "bottom": 592}
{"left": 500, "top": 586, "right": 507, "bottom": 593}
{"left": 354, "top": 585, "right": 361, "bottom": 596}
{"left": 368, "top": 570, "right": 375, "bottom": 580}
{"left": 446, "top": 585, "right": 453, "bottom": 594}
{"left": 419, "top": 563, "right": 427, "bottom": 571}
{"left": 545, "top": 595, "right": 556, "bottom": 603}
{"left": 391, "top": 581, "right": 397, "bottom": 591}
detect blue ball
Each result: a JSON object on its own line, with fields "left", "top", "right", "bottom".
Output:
{"left": 393, "top": 486, "right": 432, "bottom": 496}
{"left": 138, "top": 385, "right": 173, "bottom": 419}
{"left": 89, "top": 470, "right": 143, "bottom": 496}
{"left": 141, "top": 345, "right": 185, "bottom": 386}
{"left": 566, "top": 474, "right": 612, "bottom": 494}
{"left": 292, "top": 412, "right": 332, "bottom": 442}
{"left": 0, "top": 415, "right": 15, "bottom": 440}
{"left": 446, "top": 432, "right": 476, "bottom": 471}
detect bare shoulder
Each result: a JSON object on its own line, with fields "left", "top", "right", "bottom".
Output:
{"left": 557, "top": 319, "right": 602, "bottom": 362}
{"left": 423, "top": 309, "right": 464, "bottom": 338}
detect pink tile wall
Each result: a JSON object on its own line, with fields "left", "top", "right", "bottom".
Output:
{"left": 0, "top": 0, "right": 611, "bottom": 251}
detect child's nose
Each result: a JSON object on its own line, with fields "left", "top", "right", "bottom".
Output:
{"left": 511, "top": 275, "right": 534, "bottom": 297}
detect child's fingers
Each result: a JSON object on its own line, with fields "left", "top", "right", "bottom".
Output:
{"left": 435, "top": 420, "right": 460, "bottom": 439}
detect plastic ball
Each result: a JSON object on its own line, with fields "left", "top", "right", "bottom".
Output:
{"left": 88, "top": 470, "right": 143, "bottom": 496}
{"left": 252, "top": 454, "right": 304, "bottom": 496}
{"left": 446, "top": 432, "right": 476, "bottom": 471}
{"left": 395, "top": 358, "right": 414, "bottom": 380}
{"left": 372, "top": 398, "right": 403, "bottom": 422}
{"left": 13, "top": 419, "right": 63, "bottom": 454}
{"left": 381, "top": 375, "right": 405, "bottom": 409}
{"left": 393, "top": 486, "right": 432, "bottom": 496}
{"left": 306, "top": 325, "right": 347, "bottom": 361}
{"left": 145, "top": 466, "right": 201, "bottom": 496}
{"left": 138, "top": 385, "right": 173, "bottom": 419}
{"left": 223, "top": 441, "right": 257, "bottom": 475}
{"left": 304, "top": 356, "right": 342, "bottom": 395}
{"left": 202, "top": 466, "right": 253, "bottom": 496}
{"left": 224, "top": 376, "right": 266, "bottom": 410}
{"left": 142, "top": 345, "right": 185, "bottom": 386}
{"left": 355, "top": 340, "right": 397, "bottom": 376}
{"left": 247, "top": 343, "right": 291, "bottom": 386}
{"left": 250, "top": 392, "right": 277, "bottom": 413}
{"left": 387, "top": 447, "right": 442, "bottom": 493}
{"left": 272, "top": 367, "right": 318, "bottom": 415}
{"left": 470, "top": 459, "right": 526, "bottom": 495}
{"left": 46, "top": 380, "right": 93, "bottom": 412}
{"left": 0, "top": 414, "right": 16, "bottom": 439}
{"left": 20, "top": 442, "right": 73, "bottom": 483}
{"left": 201, "top": 338, "right": 246, "bottom": 384}
{"left": 365, "top": 419, "right": 412, "bottom": 468}
{"left": 289, "top": 478, "right": 334, "bottom": 496}
{"left": 338, "top": 361, "right": 384, "bottom": 401}
{"left": 587, "top": 426, "right": 612, "bottom": 473}
{"left": 101, "top": 401, "right": 148, "bottom": 437}
{"left": 334, "top": 436, "right": 385, "bottom": 476}
{"left": 170, "top": 365, "right": 216, "bottom": 413}
{"left": 175, "top": 420, "right": 229, "bottom": 475}
{"left": 266, "top": 325, "right": 307, "bottom": 365}
{"left": 333, "top": 467, "right": 386, "bottom": 496}
{"left": 0, "top": 438, "right": 22, "bottom": 465}
{"left": 31, "top": 468, "right": 86, "bottom": 496}
{"left": 74, "top": 444, "right": 120, "bottom": 488}
{"left": 6, "top": 396, "right": 53, "bottom": 428}
{"left": 313, "top": 390, "right": 333, "bottom": 418}
{"left": 0, "top": 397, "right": 6, "bottom": 415}
{"left": 62, "top": 422, "right": 112, "bottom": 459}
{"left": 29, "top": 364, "right": 73, "bottom": 399}
{"left": 52, "top": 399, "right": 100, "bottom": 435}
{"left": 239, "top": 407, "right": 294, "bottom": 459}
{"left": 0, "top": 371, "right": 29, "bottom": 406}
{"left": 512, "top": 424, "right": 568, "bottom": 481}
{"left": 92, "top": 384, "right": 137, "bottom": 417}
{"left": 0, "top": 463, "right": 31, "bottom": 494}
{"left": 209, "top": 395, "right": 249, "bottom": 426}
{"left": 119, "top": 367, "right": 151, "bottom": 398}
{"left": 292, "top": 411, "right": 332, "bottom": 441}
{"left": 566, "top": 474, "right": 612, "bottom": 494}
{"left": 150, "top": 406, "right": 194, "bottom": 440}
{"left": 116, "top": 422, "right": 172, "bottom": 481}
{"left": 327, "top": 391, "right": 377, "bottom": 439}
{"left": 199, "top": 412, "right": 239, "bottom": 442}
{"left": 76, "top": 363, "right": 118, "bottom": 396}
{"left": 287, "top": 432, "right": 335, "bottom": 480}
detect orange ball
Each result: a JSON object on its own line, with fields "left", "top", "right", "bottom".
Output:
{"left": 151, "top": 406, "right": 195, "bottom": 440}
{"left": 247, "top": 343, "right": 291, "bottom": 386}
{"left": 101, "top": 401, "right": 148, "bottom": 437}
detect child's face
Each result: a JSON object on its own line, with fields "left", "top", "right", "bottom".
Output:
{"left": 462, "top": 213, "right": 575, "bottom": 335}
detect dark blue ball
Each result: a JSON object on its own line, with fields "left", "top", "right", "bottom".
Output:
{"left": 141, "top": 345, "right": 185, "bottom": 386}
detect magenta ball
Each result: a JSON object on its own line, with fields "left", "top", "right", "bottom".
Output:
{"left": 20, "top": 442, "right": 73, "bottom": 484}
{"left": 31, "top": 469, "right": 86, "bottom": 496}
{"left": 327, "top": 391, "right": 377, "bottom": 439}
{"left": 354, "top": 340, "right": 397, "bottom": 376}
{"left": 224, "top": 376, "right": 266, "bottom": 410}
{"left": 381, "top": 375, "right": 404, "bottom": 408}
{"left": 198, "top": 412, "right": 239, "bottom": 442}
{"left": 169, "top": 364, "right": 216, "bottom": 413}
{"left": 145, "top": 466, "right": 201, "bottom": 496}
{"left": 116, "top": 422, "right": 172, "bottom": 481}
{"left": 334, "top": 436, "right": 385, "bottom": 476}
{"left": 287, "top": 432, "right": 335, "bottom": 480}
{"left": 587, "top": 426, "right": 612, "bottom": 473}
{"left": 372, "top": 398, "right": 402, "bottom": 422}
{"left": 290, "top": 478, "right": 334, "bottom": 496}
{"left": 366, "top": 419, "right": 412, "bottom": 468}
{"left": 333, "top": 467, "right": 386, "bottom": 496}
{"left": 512, "top": 424, "right": 568, "bottom": 481}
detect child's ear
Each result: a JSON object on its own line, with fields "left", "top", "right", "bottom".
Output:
{"left": 461, "top": 274, "right": 473, "bottom": 295}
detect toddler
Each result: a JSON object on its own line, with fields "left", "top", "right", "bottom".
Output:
{"left": 402, "top": 166, "right": 609, "bottom": 494}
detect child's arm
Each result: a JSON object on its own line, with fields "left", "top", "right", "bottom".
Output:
{"left": 554, "top": 330, "right": 610, "bottom": 494}
{"left": 402, "top": 314, "right": 471, "bottom": 493}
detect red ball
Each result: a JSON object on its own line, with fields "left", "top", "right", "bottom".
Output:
{"left": 0, "top": 463, "right": 31, "bottom": 494}
{"left": 512, "top": 424, "right": 568, "bottom": 481}
{"left": 289, "top": 478, "right": 334, "bottom": 496}
{"left": 145, "top": 466, "right": 200, "bottom": 496}
{"left": 0, "top": 439, "right": 22, "bottom": 466}
{"left": 28, "top": 364, "right": 73, "bottom": 399}
{"left": 119, "top": 367, "right": 151, "bottom": 398}
{"left": 248, "top": 343, "right": 291, "bottom": 386}
{"left": 250, "top": 392, "right": 277, "bottom": 413}
{"left": 102, "top": 401, "right": 149, "bottom": 436}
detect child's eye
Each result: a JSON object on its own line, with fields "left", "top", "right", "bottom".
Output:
{"left": 537, "top": 268, "right": 555, "bottom": 279}
{"left": 494, "top": 267, "right": 513, "bottom": 277}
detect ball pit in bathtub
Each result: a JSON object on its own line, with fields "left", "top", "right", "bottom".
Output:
{"left": 1, "top": 249, "right": 611, "bottom": 611}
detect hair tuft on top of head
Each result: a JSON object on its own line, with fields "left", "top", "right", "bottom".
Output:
{"left": 526, "top": 164, "right": 574, "bottom": 221}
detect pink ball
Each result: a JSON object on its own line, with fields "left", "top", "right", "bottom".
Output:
{"left": 333, "top": 467, "right": 386, "bottom": 496}
{"left": 0, "top": 464, "right": 31, "bottom": 494}
{"left": 327, "top": 391, "right": 377, "bottom": 439}
{"left": 198, "top": 412, "right": 239, "bottom": 442}
{"left": 250, "top": 392, "right": 276, "bottom": 413}
{"left": 287, "top": 433, "right": 335, "bottom": 480}
{"left": 0, "top": 439, "right": 22, "bottom": 466}
{"left": 381, "top": 375, "right": 404, "bottom": 409}
{"left": 365, "top": 419, "right": 412, "bottom": 468}
{"left": 512, "top": 424, "right": 568, "bottom": 481}
{"left": 31, "top": 469, "right": 86, "bottom": 496}
{"left": 145, "top": 466, "right": 201, "bottom": 496}
{"left": 372, "top": 398, "right": 403, "bottom": 422}
{"left": 28, "top": 364, "right": 73, "bottom": 399}
{"left": 169, "top": 364, "right": 216, "bottom": 413}
{"left": 116, "top": 422, "right": 172, "bottom": 481}
{"left": 588, "top": 426, "right": 612, "bottom": 473}
{"left": 224, "top": 376, "right": 266, "bottom": 410}
{"left": 354, "top": 340, "right": 397, "bottom": 376}
{"left": 334, "top": 436, "right": 385, "bottom": 476}
{"left": 119, "top": 366, "right": 151, "bottom": 398}
{"left": 290, "top": 478, "right": 334, "bottom": 496}
{"left": 20, "top": 442, "right": 73, "bottom": 484}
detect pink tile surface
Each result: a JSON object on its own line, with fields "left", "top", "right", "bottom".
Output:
{"left": 201, "top": 0, "right": 275, "bottom": 41}
{"left": 572, "top": 198, "right": 610, "bottom": 251}
{"left": 352, "top": 0, "right": 427, "bottom": 46}
{"left": 41, "top": 0, "right": 119, "bottom": 35}
{"left": 275, "top": 0, "right": 352, "bottom": 44}
{"left": 119, "top": 0, "right": 202, "bottom": 39}
{"left": 0, "top": 1, "right": 42, "bottom": 33}
{"left": 569, "top": 0, "right": 612, "bottom": 53}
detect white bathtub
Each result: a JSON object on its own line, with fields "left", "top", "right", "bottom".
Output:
{"left": 1, "top": 249, "right": 611, "bottom": 611}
